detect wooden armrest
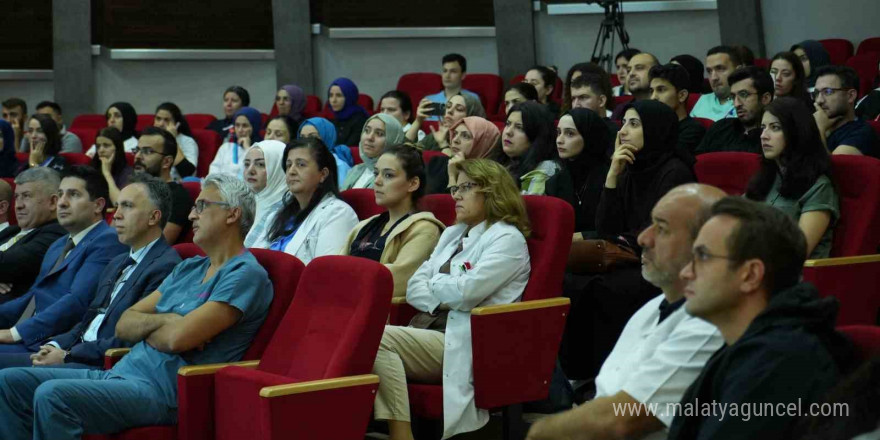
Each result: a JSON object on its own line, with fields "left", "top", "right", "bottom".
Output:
{"left": 804, "top": 254, "right": 880, "bottom": 267}
{"left": 178, "top": 360, "right": 260, "bottom": 377}
{"left": 471, "top": 297, "right": 570, "bottom": 316}
{"left": 105, "top": 348, "right": 131, "bottom": 358}
{"left": 391, "top": 297, "right": 408, "bottom": 305}
{"left": 259, "top": 374, "right": 379, "bottom": 398}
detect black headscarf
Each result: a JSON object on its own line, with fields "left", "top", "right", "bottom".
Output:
{"left": 107, "top": 102, "right": 138, "bottom": 141}
{"left": 565, "top": 109, "right": 612, "bottom": 232}
{"left": 671, "top": 54, "right": 706, "bottom": 95}
{"left": 791, "top": 40, "right": 831, "bottom": 87}
{"left": 567, "top": 108, "right": 611, "bottom": 164}
{"left": 622, "top": 100, "right": 694, "bottom": 174}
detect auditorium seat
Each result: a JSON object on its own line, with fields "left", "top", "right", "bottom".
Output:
{"left": 463, "top": 74, "right": 504, "bottom": 118}
{"left": 686, "top": 93, "right": 701, "bottom": 113}
{"left": 69, "top": 127, "right": 98, "bottom": 151}
{"left": 838, "top": 325, "right": 880, "bottom": 361}
{"left": 397, "top": 73, "right": 443, "bottom": 108}
{"left": 349, "top": 146, "right": 361, "bottom": 165}
{"left": 184, "top": 114, "right": 216, "bottom": 130}
{"left": 136, "top": 114, "right": 153, "bottom": 132}
{"left": 125, "top": 153, "right": 134, "bottom": 167}
{"left": 422, "top": 120, "right": 440, "bottom": 135}
{"left": 419, "top": 193, "right": 456, "bottom": 227}
{"left": 70, "top": 114, "right": 106, "bottom": 131}
{"left": 845, "top": 53, "right": 880, "bottom": 97}
{"left": 358, "top": 94, "right": 375, "bottom": 115}
{"left": 493, "top": 120, "right": 505, "bottom": 133}
{"left": 61, "top": 153, "right": 92, "bottom": 166}
{"left": 190, "top": 129, "right": 222, "bottom": 177}
{"left": 421, "top": 149, "right": 446, "bottom": 165}
{"left": 2, "top": 177, "right": 16, "bottom": 225}
{"left": 754, "top": 58, "right": 769, "bottom": 69}
{"left": 819, "top": 38, "right": 855, "bottom": 66}
{"left": 15, "top": 152, "right": 27, "bottom": 164}
{"left": 856, "top": 37, "right": 880, "bottom": 56}
{"left": 694, "top": 152, "right": 761, "bottom": 196}
{"left": 870, "top": 121, "right": 880, "bottom": 139}
{"left": 694, "top": 117, "right": 713, "bottom": 130}
{"left": 340, "top": 188, "right": 384, "bottom": 220}
{"left": 303, "top": 95, "right": 322, "bottom": 118}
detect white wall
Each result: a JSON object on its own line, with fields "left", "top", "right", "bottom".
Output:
{"left": 0, "top": 79, "right": 57, "bottom": 118}
{"left": 762, "top": 0, "right": 880, "bottom": 54}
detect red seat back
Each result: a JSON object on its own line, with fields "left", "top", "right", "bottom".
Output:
{"left": 349, "top": 146, "right": 361, "bottom": 165}
{"left": 136, "top": 114, "right": 153, "bottom": 132}
{"left": 257, "top": 256, "right": 392, "bottom": 381}
{"left": 420, "top": 194, "right": 456, "bottom": 226}
{"left": 70, "top": 114, "right": 106, "bottom": 130}
{"left": 613, "top": 95, "right": 634, "bottom": 109}
{"left": 191, "top": 129, "right": 222, "bottom": 177}
{"left": 358, "top": 94, "right": 374, "bottom": 115}
{"left": 68, "top": 127, "right": 98, "bottom": 151}
{"left": 754, "top": 58, "right": 770, "bottom": 69}
{"left": 845, "top": 53, "right": 880, "bottom": 97}
{"left": 829, "top": 155, "right": 880, "bottom": 257}
{"left": 176, "top": 182, "right": 201, "bottom": 244}
{"left": 686, "top": 93, "right": 701, "bottom": 113}
{"left": 857, "top": 37, "right": 880, "bottom": 56}
{"left": 340, "top": 189, "right": 385, "bottom": 220}
{"left": 462, "top": 74, "right": 504, "bottom": 118}
{"left": 61, "top": 153, "right": 92, "bottom": 166}
{"left": 125, "top": 153, "right": 134, "bottom": 167}
{"left": 397, "top": 73, "right": 443, "bottom": 107}
{"left": 421, "top": 150, "right": 446, "bottom": 165}
{"left": 838, "top": 325, "right": 880, "bottom": 362}
{"left": 521, "top": 195, "right": 574, "bottom": 301}
{"left": 303, "top": 95, "right": 323, "bottom": 118}
{"left": 184, "top": 114, "right": 217, "bottom": 130}
{"left": 819, "top": 38, "right": 855, "bottom": 66}
{"left": 3, "top": 177, "right": 16, "bottom": 226}
{"left": 871, "top": 121, "right": 880, "bottom": 138}
{"left": 694, "top": 152, "right": 762, "bottom": 196}
{"left": 694, "top": 117, "right": 713, "bottom": 130}
{"left": 492, "top": 121, "right": 505, "bottom": 133}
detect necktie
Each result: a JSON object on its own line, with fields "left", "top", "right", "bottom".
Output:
{"left": 101, "top": 257, "right": 136, "bottom": 309}
{"left": 50, "top": 238, "right": 76, "bottom": 273}
{"left": 0, "top": 231, "right": 27, "bottom": 252}
{"left": 17, "top": 238, "right": 76, "bottom": 324}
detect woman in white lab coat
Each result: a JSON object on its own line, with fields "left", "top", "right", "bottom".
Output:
{"left": 372, "top": 158, "right": 531, "bottom": 440}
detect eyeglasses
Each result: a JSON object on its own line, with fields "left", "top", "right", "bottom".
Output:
{"left": 690, "top": 246, "right": 737, "bottom": 274}
{"left": 448, "top": 182, "right": 480, "bottom": 196}
{"left": 733, "top": 90, "right": 759, "bottom": 100}
{"left": 132, "top": 147, "right": 170, "bottom": 157}
{"left": 810, "top": 87, "right": 852, "bottom": 101}
{"left": 191, "top": 199, "right": 232, "bottom": 214}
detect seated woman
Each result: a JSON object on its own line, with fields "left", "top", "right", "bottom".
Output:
{"left": 770, "top": 52, "right": 813, "bottom": 109}
{"left": 209, "top": 106, "right": 263, "bottom": 177}
{"left": 206, "top": 85, "right": 250, "bottom": 136}
{"left": 243, "top": 140, "right": 288, "bottom": 247}
{"left": 380, "top": 90, "right": 425, "bottom": 141}
{"left": 410, "top": 93, "right": 486, "bottom": 152}
{"left": 273, "top": 84, "right": 306, "bottom": 131}
{"left": 425, "top": 116, "right": 499, "bottom": 194}
{"left": 493, "top": 101, "right": 572, "bottom": 200}
{"left": 525, "top": 65, "right": 560, "bottom": 116}
{"left": 153, "top": 102, "right": 199, "bottom": 179}
{"left": 18, "top": 114, "right": 68, "bottom": 174}
{"left": 253, "top": 138, "right": 358, "bottom": 264}
{"left": 0, "top": 120, "right": 17, "bottom": 178}
{"left": 86, "top": 102, "right": 138, "bottom": 156}
{"left": 264, "top": 115, "right": 296, "bottom": 144}
{"left": 342, "top": 113, "right": 405, "bottom": 190}
{"left": 503, "top": 82, "right": 538, "bottom": 116}
{"left": 328, "top": 77, "right": 370, "bottom": 146}
{"left": 791, "top": 40, "right": 831, "bottom": 92}
{"left": 557, "top": 109, "right": 612, "bottom": 240}
{"left": 372, "top": 158, "right": 531, "bottom": 440}
{"left": 341, "top": 144, "right": 445, "bottom": 297}
{"left": 91, "top": 126, "right": 133, "bottom": 205}
{"left": 298, "top": 117, "right": 353, "bottom": 187}
{"left": 745, "top": 96, "right": 838, "bottom": 259}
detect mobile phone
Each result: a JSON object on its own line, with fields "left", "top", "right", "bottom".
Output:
{"left": 429, "top": 103, "right": 446, "bottom": 118}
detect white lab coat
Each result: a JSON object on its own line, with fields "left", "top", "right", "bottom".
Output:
{"left": 406, "top": 220, "right": 530, "bottom": 439}
{"left": 209, "top": 141, "right": 247, "bottom": 178}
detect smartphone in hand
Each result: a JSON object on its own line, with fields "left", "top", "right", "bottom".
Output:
{"left": 429, "top": 103, "right": 447, "bottom": 118}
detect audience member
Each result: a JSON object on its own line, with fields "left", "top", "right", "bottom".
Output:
{"left": 19, "top": 114, "right": 68, "bottom": 174}
{"left": 20, "top": 102, "right": 82, "bottom": 154}
{"left": 206, "top": 85, "right": 250, "bottom": 135}
{"left": 0, "top": 173, "right": 181, "bottom": 369}
{"left": 327, "top": 77, "right": 370, "bottom": 146}
{"left": 298, "top": 117, "right": 354, "bottom": 187}
{"left": 671, "top": 54, "right": 708, "bottom": 94}
{"left": 527, "top": 184, "right": 726, "bottom": 440}
{"left": 372, "top": 158, "right": 531, "bottom": 440}
{"left": 412, "top": 93, "right": 485, "bottom": 152}
{"left": 561, "top": 62, "right": 606, "bottom": 114}
{"left": 0, "top": 180, "right": 10, "bottom": 235}
{"left": 667, "top": 197, "right": 851, "bottom": 440}
{"left": 494, "top": 101, "right": 572, "bottom": 200}
{"left": 85, "top": 102, "right": 138, "bottom": 157}
{"left": 503, "top": 82, "right": 539, "bottom": 116}
{"left": 570, "top": 73, "right": 614, "bottom": 118}
{"left": 731, "top": 44, "right": 756, "bottom": 66}
{"left": 610, "top": 52, "right": 660, "bottom": 120}
{"left": 696, "top": 66, "right": 773, "bottom": 155}
{"left": 791, "top": 40, "right": 831, "bottom": 91}
{"left": 209, "top": 106, "right": 263, "bottom": 177}
{"left": 746, "top": 97, "right": 838, "bottom": 259}
{"left": 525, "top": 65, "right": 561, "bottom": 116}
{"left": 343, "top": 113, "right": 405, "bottom": 190}
{"left": 242, "top": 140, "right": 287, "bottom": 247}
{"left": 132, "top": 127, "right": 194, "bottom": 244}
{"left": 0, "top": 173, "right": 272, "bottom": 438}
{"left": 153, "top": 102, "right": 198, "bottom": 179}
{"left": 0, "top": 165, "right": 127, "bottom": 352}
{"left": 856, "top": 86, "right": 880, "bottom": 121}
{"left": 263, "top": 115, "right": 296, "bottom": 143}
{"left": 91, "top": 127, "right": 133, "bottom": 205}
{"left": 0, "top": 168, "right": 65, "bottom": 301}
{"left": 381, "top": 90, "right": 425, "bottom": 141}
{"left": 0, "top": 120, "right": 18, "bottom": 177}
{"left": 557, "top": 109, "right": 611, "bottom": 239}
{"left": 650, "top": 63, "right": 706, "bottom": 156}
{"left": 423, "top": 53, "right": 480, "bottom": 121}
{"left": 425, "top": 117, "right": 499, "bottom": 194}
{"left": 690, "top": 46, "right": 743, "bottom": 121}
{"left": 341, "top": 144, "right": 444, "bottom": 297}
{"left": 254, "top": 138, "right": 357, "bottom": 264}
{"left": 770, "top": 52, "right": 813, "bottom": 109}
{"left": 813, "top": 65, "right": 879, "bottom": 157}
{"left": 273, "top": 84, "right": 305, "bottom": 130}
{"left": 613, "top": 48, "right": 641, "bottom": 96}
{"left": 1, "top": 98, "right": 27, "bottom": 152}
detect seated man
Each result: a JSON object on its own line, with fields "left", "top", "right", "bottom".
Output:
{"left": 527, "top": 184, "right": 726, "bottom": 440}
{"left": 813, "top": 65, "right": 879, "bottom": 157}
{"left": 423, "top": 53, "right": 480, "bottom": 121}
{"left": 690, "top": 46, "right": 742, "bottom": 121}
{"left": 611, "top": 52, "right": 659, "bottom": 120}
{"left": 0, "top": 168, "right": 66, "bottom": 302}
{"left": 668, "top": 197, "right": 851, "bottom": 439}
{"left": 0, "top": 174, "right": 273, "bottom": 439}
{"left": 0, "top": 166, "right": 127, "bottom": 352}
{"left": 696, "top": 66, "right": 773, "bottom": 155}
{"left": 650, "top": 63, "right": 706, "bottom": 155}
{"left": 0, "top": 174, "right": 181, "bottom": 368}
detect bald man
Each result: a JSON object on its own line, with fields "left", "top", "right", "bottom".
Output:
{"left": 611, "top": 52, "right": 660, "bottom": 119}
{"left": 528, "top": 184, "right": 727, "bottom": 440}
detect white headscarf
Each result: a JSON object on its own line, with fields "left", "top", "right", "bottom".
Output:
{"left": 245, "top": 140, "right": 288, "bottom": 247}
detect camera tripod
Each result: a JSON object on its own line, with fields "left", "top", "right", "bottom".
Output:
{"left": 590, "top": 1, "right": 630, "bottom": 73}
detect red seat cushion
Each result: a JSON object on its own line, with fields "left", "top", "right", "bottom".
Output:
{"left": 462, "top": 74, "right": 504, "bottom": 118}
{"left": 419, "top": 194, "right": 456, "bottom": 226}
{"left": 857, "top": 37, "right": 880, "bottom": 56}
{"left": 136, "top": 114, "right": 153, "bottom": 132}
{"left": 70, "top": 114, "right": 106, "bottom": 131}
{"left": 340, "top": 189, "right": 385, "bottom": 220}
{"left": 69, "top": 127, "right": 98, "bottom": 150}
{"left": 61, "top": 153, "right": 92, "bottom": 166}
{"left": 694, "top": 152, "right": 762, "bottom": 196}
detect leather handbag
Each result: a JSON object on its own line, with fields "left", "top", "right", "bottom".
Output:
{"left": 567, "top": 239, "right": 639, "bottom": 274}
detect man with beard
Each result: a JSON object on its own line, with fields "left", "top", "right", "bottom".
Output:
{"left": 132, "top": 127, "right": 193, "bottom": 243}
{"left": 813, "top": 65, "right": 879, "bottom": 157}
{"left": 611, "top": 52, "right": 659, "bottom": 120}
{"left": 695, "top": 67, "right": 773, "bottom": 155}
{"left": 690, "top": 46, "right": 743, "bottom": 121}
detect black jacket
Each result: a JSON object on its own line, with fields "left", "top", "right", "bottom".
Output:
{"left": 0, "top": 221, "right": 67, "bottom": 302}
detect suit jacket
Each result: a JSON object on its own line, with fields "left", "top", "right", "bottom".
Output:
{"left": 52, "top": 237, "right": 181, "bottom": 366}
{"left": 0, "top": 221, "right": 67, "bottom": 301}
{"left": 0, "top": 221, "right": 128, "bottom": 349}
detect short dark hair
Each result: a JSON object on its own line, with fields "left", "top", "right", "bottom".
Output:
{"left": 506, "top": 82, "right": 539, "bottom": 101}
{"left": 707, "top": 45, "right": 743, "bottom": 66}
{"left": 155, "top": 102, "right": 192, "bottom": 137}
{"left": 1, "top": 98, "right": 26, "bottom": 114}
{"left": 29, "top": 113, "right": 62, "bottom": 156}
{"left": 570, "top": 73, "right": 614, "bottom": 111}
{"left": 382, "top": 143, "right": 426, "bottom": 206}
{"left": 615, "top": 48, "right": 641, "bottom": 63}
{"left": 139, "top": 126, "right": 179, "bottom": 159}
{"left": 442, "top": 53, "right": 467, "bottom": 73}
{"left": 127, "top": 172, "right": 172, "bottom": 228}
{"left": 224, "top": 86, "right": 250, "bottom": 107}
{"left": 732, "top": 44, "right": 756, "bottom": 66}
{"left": 528, "top": 65, "right": 558, "bottom": 89}
{"left": 62, "top": 165, "right": 111, "bottom": 216}
{"left": 727, "top": 66, "right": 774, "bottom": 97}
{"left": 379, "top": 90, "right": 414, "bottom": 122}
{"left": 815, "top": 65, "right": 860, "bottom": 91}
{"left": 36, "top": 101, "right": 62, "bottom": 115}
{"left": 710, "top": 196, "right": 807, "bottom": 294}
{"left": 649, "top": 63, "right": 691, "bottom": 93}
{"left": 90, "top": 126, "right": 128, "bottom": 179}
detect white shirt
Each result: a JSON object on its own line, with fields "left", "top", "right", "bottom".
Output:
{"left": 403, "top": 122, "right": 426, "bottom": 141}
{"left": 170, "top": 134, "right": 199, "bottom": 180}
{"left": 594, "top": 294, "right": 724, "bottom": 436}
{"left": 86, "top": 136, "right": 138, "bottom": 157}
{"left": 352, "top": 168, "right": 375, "bottom": 189}
{"left": 0, "top": 222, "right": 9, "bottom": 234}
{"left": 209, "top": 141, "right": 247, "bottom": 178}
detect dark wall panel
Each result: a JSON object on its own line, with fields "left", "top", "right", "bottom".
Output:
{"left": 310, "top": 0, "right": 494, "bottom": 27}
{"left": 0, "top": 1, "right": 53, "bottom": 69}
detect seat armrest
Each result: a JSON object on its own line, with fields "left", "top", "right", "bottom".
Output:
{"left": 804, "top": 254, "right": 880, "bottom": 267}
{"left": 175, "top": 360, "right": 260, "bottom": 440}
{"left": 178, "top": 360, "right": 260, "bottom": 376}
{"left": 103, "top": 348, "right": 131, "bottom": 370}
{"left": 803, "top": 254, "right": 880, "bottom": 326}
{"left": 259, "top": 374, "right": 378, "bottom": 397}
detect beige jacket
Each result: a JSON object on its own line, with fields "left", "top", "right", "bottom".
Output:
{"left": 341, "top": 211, "right": 445, "bottom": 298}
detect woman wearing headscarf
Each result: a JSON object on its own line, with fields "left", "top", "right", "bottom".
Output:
{"left": 671, "top": 54, "right": 707, "bottom": 95}
{"left": 85, "top": 102, "right": 138, "bottom": 157}
{"left": 341, "top": 113, "right": 405, "bottom": 190}
{"left": 0, "top": 120, "right": 17, "bottom": 177}
{"left": 411, "top": 93, "right": 486, "bottom": 152}
{"left": 328, "top": 77, "right": 370, "bottom": 146}
{"left": 425, "top": 116, "right": 499, "bottom": 194}
{"left": 791, "top": 40, "right": 831, "bottom": 91}
{"left": 298, "top": 117, "right": 354, "bottom": 187}
{"left": 209, "top": 106, "right": 263, "bottom": 177}
{"left": 273, "top": 84, "right": 306, "bottom": 131}
{"left": 243, "top": 140, "right": 288, "bottom": 247}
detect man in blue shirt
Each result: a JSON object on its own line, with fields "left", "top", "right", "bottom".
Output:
{"left": 813, "top": 65, "right": 879, "bottom": 158}
{"left": 423, "top": 53, "right": 480, "bottom": 121}
{"left": 0, "top": 174, "right": 273, "bottom": 440}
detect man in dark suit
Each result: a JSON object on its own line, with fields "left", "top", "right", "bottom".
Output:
{"left": 0, "top": 166, "right": 128, "bottom": 352}
{"left": 0, "top": 174, "right": 181, "bottom": 368}
{"left": 0, "top": 168, "right": 67, "bottom": 302}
